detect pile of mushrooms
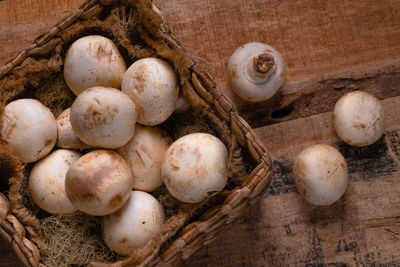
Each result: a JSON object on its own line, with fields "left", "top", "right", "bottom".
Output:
{"left": 0, "top": 35, "right": 229, "bottom": 255}
{"left": 0, "top": 28, "right": 388, "bottom": 259}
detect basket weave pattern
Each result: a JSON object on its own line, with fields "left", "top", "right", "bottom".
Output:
{"left": 0, "top": 0, "right": 272, "bottom": 266}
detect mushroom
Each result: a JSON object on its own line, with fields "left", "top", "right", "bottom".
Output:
{"left": 293, "top": 144, "right": 348, "bottom": 206}
{"left": 70, "top": 86, "right": 136, "bottom": 149}
{"left": 63, "top": 35, "right": 127, "bottom": 96}
{"left": 0, "top": 193, "right": 9, "bottom": 224}
{"left": 333, "top": 91, "right": 386, "bottom": 146}
{"left": 102, "top": 190, "right": 165, "bottom": 255}
{"left": 227, "top": 42, "right": 286, "bottom": 102}
{"left": 117, "top": 125, "right": 172, "bottom": 192}
{"left": 29, "top": 149, "right": 81, "bottom": 215}
{"left": 65, "top": 150, "right": 133, "bottom": 216}
{"left": 162, "top": 133, "right": 228, "bottom": 203}
{"left": 0, "top": 99, "right": 57, "bottom": 163}
{"left": 121, "top": 58, "right": 178, "bottom": 126}
{"left": 56, "top": 108, "right": 90, "bottom": 150}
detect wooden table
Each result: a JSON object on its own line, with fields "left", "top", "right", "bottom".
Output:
{"left": 1, "top": 0, "right": 400, "bottom": 266}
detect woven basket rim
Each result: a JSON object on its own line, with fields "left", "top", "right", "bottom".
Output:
{"left": 0, "top": 0, "right": 273, "bottom": 266}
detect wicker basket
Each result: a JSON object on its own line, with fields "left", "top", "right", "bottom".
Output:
{"left": 0, "top": 0, "right": 272, "bottom": 266}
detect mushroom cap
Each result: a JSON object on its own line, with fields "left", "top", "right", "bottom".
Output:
{"left": 70, "top": 86, "right": 137, "bottom": 149}
{"left": 227, "top": 42, "right": 286, "bottom": 102}
{"left": 333, "top": 91, "right": 386, "bottom": 146}
{"left": 117, "top": 125, "right": 172, "bottom": 192}
{"left": 121, "top": 58, "right": 178, "bottom": 126}
{"left": 29, "top": 149, "right": 81, "bottom": 215}
{"left": 102, "top": 190, "right": 165, "bottom": 255}
{"left": 56, "top": 108, "right": 90, "bottom": 150}
{"left": 63, "top": 35, "right": 126, "bottom": 95}
{"left": 65, "top": 150, "right": 133, "bottom": 216}
{"left": 0, "top": 99, "right": 57, "bottom": 163}
{"left": 162, "top": 133, "right": 228, "bottom": 203}
{"left": 293, "top": 144, "right": 349, "bottom": 206}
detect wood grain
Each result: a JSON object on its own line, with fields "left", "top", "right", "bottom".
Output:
{"left": 0, "top": 0, "right": 82, "bottom": 64}
{"left": 155, "top": 0, "right": 400, "bottom": 85}
{"left": 1, "top": 0, "right": 400, "bottom": 266}
{"left": 154, "top": 0, "right": 400, "bottom": 127}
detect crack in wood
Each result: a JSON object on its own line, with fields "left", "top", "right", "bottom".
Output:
{"left": 361, "top": 216, "right": 400, "bottom": 229}
{"left": 385, "top": 130, "right": 400, "bottom": 165}
{"left": 385, "top": 228, "right": 399, "bottom": 241}
{"left": 241, "top": 71, "right": 400, "bottom": 128}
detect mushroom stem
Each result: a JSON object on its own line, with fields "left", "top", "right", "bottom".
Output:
{"left": 254, "top": 53, "right": 275, "bottom": 74}
{"left": 246, "top": 53, "right": 276, "bottom": 84}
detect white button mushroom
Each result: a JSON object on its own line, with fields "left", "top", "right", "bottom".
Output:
{"left": 117, "top": 125, "right": 172, "bottom": 192}
{"left": 293, "top": 144, "right": 349, "bottom": 206}
{"left": 0, "top": 99, "right": 57, "bottom": 163}
{"left": 333, "top": 91, "right": 386, "bottom": 146}
{"left": 162, "top": 133, "right": 228, "bottom": 203}
{"left": 227, "top": 42, "right": 286, "bottom": 102}
{"left": 70, "top": 86, "right": 136, "bottom": 149}
{"left": 63, "top": 35, "right": 127, "bottom": 95}
{"left": 65, "top": 150, "right": 133, "bottom": 216}
{"left": 121, "top": 58, "right": 178, "bottom": 126}
{"left": 29, "top": 149, "right": 81, "bottom": 215}
{"left": 56, "top": 108, "right": 90, "bottom": 150}
{"left": 102, "top": 190, "right": 165, "bottom": 255}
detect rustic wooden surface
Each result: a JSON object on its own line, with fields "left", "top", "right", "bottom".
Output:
{"left": 1, "top": 0, "right": 400, "bottom": 266}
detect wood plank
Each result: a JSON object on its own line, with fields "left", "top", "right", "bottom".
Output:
{"left": 0, "top": 0, "right": 82, "bottom": 67}
{"left": 154, "top": 0, "right": 400, "bottom": 127}
{"left": 183, "top": 96, "right": 400, "bottom": 266}
{"left": 1, "top": 0, "right": 400, "bottom": 128}
{"left": 155, "top": 0, "right": 400, "bottom": 86}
